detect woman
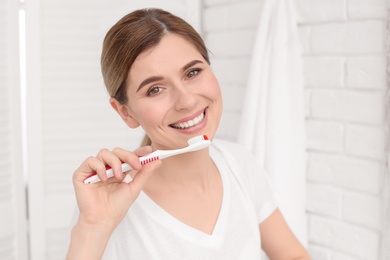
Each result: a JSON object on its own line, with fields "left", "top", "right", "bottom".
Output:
{"left": 67, "top": 8, "right": 310, "bottom": 259}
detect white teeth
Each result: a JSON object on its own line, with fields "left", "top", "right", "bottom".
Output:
{"left": 194, "top": 116, "right": 200, "bottom": 124}
{"left": 171, "top": 112, "right": 205, "bottom": 129}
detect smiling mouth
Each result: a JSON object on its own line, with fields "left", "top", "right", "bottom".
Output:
{"left": 170, "top": 110, "right": 206, "bottom": 130}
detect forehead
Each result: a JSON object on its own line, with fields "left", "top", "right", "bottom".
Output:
{"left": 131, "top": 34, "right": 203, "bottom": 71}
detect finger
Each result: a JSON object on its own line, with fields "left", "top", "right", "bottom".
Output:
{"left": 133, "top": 146, "right": 153, "bottom": 157}
{"left": 111, "top": 146, "right": 153, "bottom": 175}
{"left": 111, "top": 147, "right": 143, "bottom": 173}
{"left": 95, "top": 148, "right": 124, "bottom": 181}
{"left": 73, "top": 156, "right": 107, "bottom": 183}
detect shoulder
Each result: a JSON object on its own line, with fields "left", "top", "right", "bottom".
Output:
{"left": 211, "top": 138, "right": 279, "bottom": 223}
{"left": 210, "top": 139, "right": 265, "bottom": 189}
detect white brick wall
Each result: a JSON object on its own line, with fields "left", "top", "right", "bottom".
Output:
{"left": 311, "top": 21, "right": 385, "bottom": 54}
{"left": 203, "top": 0, "right": 388, "bottom": 259}
{"left": 307, "top": 153, "right": 383, "bottom": 194}
{"left": 347, "top": 57, "right": 386, "bottom": 89}
{"left": 311, "top": 89, "right": 384, "bottom": 123}
{"left": 299, "top": 0, "right": 388, "bottom": 259}
{"left": 309, "top": 216, "right": 381, "bottom": 259}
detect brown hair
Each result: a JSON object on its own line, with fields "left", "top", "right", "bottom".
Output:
{"left": 101, "top": 8, "right": 210, "bottom": 105}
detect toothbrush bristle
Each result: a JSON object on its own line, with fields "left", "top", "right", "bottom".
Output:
{"left": 187, "top": 135, "right": 209, "bottom": 145}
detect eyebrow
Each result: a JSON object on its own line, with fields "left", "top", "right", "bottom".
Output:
{"left": 136, "top": 59, "right": 205, "bottom": 92}
{"left": 182, "top": 60, "right": 204, "bottom": 72}
{"left": 137, "top": 76, "right": 164, "bottom": 92}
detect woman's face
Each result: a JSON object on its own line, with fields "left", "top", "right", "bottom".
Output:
{"left": 124, "top": 34, "right": 223, "bottom": 150}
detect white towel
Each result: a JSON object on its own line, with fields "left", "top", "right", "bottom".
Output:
{"left": 238, "top": 0, "right": 307, "bottom": 246}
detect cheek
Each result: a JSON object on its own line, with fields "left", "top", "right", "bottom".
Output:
{"left": 129, "top": 100, "right": 157, "bottom": 125}
{"left": 210, "top": 79, "right": 223, "bottom": 121}
{"left": 205, "top": 75, "right": 223, "bottom": 104}
{"left": 136, "top": 106, "right": 162, "bottom": 128}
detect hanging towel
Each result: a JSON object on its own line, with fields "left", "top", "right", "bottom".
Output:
{"left": 238, "top": 0, "right": 307, "bottom": 246}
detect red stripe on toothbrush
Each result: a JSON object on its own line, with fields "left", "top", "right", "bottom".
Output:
{"left": 141, "top": 156, "right": 159, "bottom": 165}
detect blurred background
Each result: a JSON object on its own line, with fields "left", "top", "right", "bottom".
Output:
{"left": 0, "top": 0, "right": 388, "bottom": 259}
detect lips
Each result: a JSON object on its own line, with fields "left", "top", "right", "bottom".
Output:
{"left": 170, "top": 109, "right": 206, "bottom": 130}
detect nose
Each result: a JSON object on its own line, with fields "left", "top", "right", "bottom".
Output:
{"left": 172, "top": 82, "right": 197, "bottom": 111}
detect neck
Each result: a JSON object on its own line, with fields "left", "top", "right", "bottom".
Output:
{"left": 146, "top": 148, "right": 215, "bottom": 188}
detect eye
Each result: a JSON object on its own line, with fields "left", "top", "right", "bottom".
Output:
{"left": 186, "top": 68, "right": 202, "bottom": 79}
{"left": 146, "top": 86, "right": 163, "bottom": 96}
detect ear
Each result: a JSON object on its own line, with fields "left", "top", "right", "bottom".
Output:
{"left": 109, "top": 98, "right": 140, "bottom": 128}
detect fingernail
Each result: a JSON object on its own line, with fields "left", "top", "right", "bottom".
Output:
{"left": 132, "top": 158, "right": 142, "bottom": 170}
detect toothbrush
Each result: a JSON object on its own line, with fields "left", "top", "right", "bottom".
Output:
{"left": 84, "top": 135, "right": 211, "bottom": 184}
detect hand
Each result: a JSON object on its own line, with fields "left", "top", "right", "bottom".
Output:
{"left": 72, "top": 146, "right": 162, "bottom": 232}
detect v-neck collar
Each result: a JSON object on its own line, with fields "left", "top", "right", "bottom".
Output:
{"left": 137, "top": 146, "right": 230, "bottom": 247}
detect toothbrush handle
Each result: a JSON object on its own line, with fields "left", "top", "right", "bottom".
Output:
{"left": 84, "top": 163, "right": 132, "bottom": 184}
{"left": 84, "top": 152, "right": 160, "bottom": 184}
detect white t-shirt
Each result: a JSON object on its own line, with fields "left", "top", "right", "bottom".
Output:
{"left": 102, "top": 139, "right": 278, "bottom": 259}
